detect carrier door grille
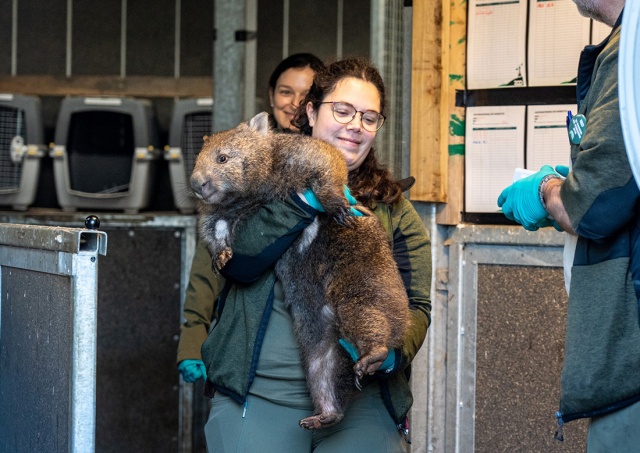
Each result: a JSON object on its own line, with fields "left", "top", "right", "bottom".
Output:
{"left": 0, "top": 106, "right": 26, "bottom": 191}
{"left": 181, "top": 112, "right": 212, "bottom": 181}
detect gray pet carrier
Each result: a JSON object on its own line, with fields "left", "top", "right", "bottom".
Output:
{"left": 51, "top": 97, "right": 160, "bottom": 214}
{"left": 165, "top": 98, "right": 213, "bottom": 214}
{"left": 0, "top": 93, "right": 46, "bottom": 210}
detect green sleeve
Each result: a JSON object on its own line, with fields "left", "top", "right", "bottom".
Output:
{"left": 220, "top": 195, "right": 318, "bottom": 282}
{"left": 391, "top": 198, "right": 432, "bottom": 368}
{"left": 561, "top": 28, "right": 637, "bottom": 237}
{"left": 176, "top": 241, "right": 225, "bottom": 364}
{"left": 178, "top": 195, "right": 316, "bottom": 363}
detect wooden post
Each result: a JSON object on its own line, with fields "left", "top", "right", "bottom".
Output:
{"left": 410, "top": 0, "right": 445, "bottom": 203}
{"left": 436, "top": 0, "right": 467, "bottom": 225}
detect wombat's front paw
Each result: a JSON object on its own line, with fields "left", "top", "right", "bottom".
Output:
{"left": 214, "top": 247, "right": 233, "bottom": 270}
{"left": 299, "top": 412, "right": 344, "bottom": 430}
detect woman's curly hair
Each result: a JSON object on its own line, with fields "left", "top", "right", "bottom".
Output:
{"left": 291, "top": 58, "right": 403, "bottom": 208}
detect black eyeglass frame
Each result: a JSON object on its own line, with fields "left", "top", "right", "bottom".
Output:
{"left": 319, "top": 101, "right": 386, "bottom": 131}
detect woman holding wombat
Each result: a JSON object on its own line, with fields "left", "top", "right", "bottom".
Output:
{"left": 176, "top": 52, "right": 325, "bottom": 383}
{"left": 184, "top": 58, "right": 432, "bottom": 452}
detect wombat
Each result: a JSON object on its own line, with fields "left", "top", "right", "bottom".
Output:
{"left": 191, "top": 111, "right": 410, "bottom": 430}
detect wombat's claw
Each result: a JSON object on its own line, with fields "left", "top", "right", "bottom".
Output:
{"left": 335, "top": 210, "right": 357, "bottom": 228}
{"left": 355, "top": 374, "right": 363, "bottom": 391}
{"left": 299, "top": 413, "right": 344, "bottom": 430}
{"left": 214, "top": 248, "right": 233, "bottom": 270}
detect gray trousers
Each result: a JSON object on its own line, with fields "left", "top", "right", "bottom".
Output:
{"left": 205, "top": 382, "right": 407, "bottom": 453}
{"left": 587, "top": 398, "right": 640, "bottom": 453}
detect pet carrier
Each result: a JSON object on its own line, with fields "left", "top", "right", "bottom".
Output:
{"left": 0, "top": 93, "right": 46, "bottom": 210}
{"left": 51, "top": 96, "right": 160, "bottom": 214}
{"left": 165, "top": 98, "right": 213, "bottom": 214}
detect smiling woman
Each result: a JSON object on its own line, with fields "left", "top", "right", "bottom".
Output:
{"left": 267, "top": 53, "right": 325, "bottom": 132}
{"left": 193, "top": 58, "right": 432, "bottom": 453}
{"left": 292, "top": 58, "right": 400, "bottom": 208}
{"left": 306, "top": 78, "right": 382, "bottom": 172}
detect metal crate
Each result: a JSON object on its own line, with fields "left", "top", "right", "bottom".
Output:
{"left": 0, "top": 94, "right": 45, "bottom": 210}
{"left": 165, "top": 98, "right": 213, "bottom": 214}
{"left": 0, "top": 222, "right": 107, "bottom": 452}
{"left": 0, "top": 211, "right": 199, "bottom": 452}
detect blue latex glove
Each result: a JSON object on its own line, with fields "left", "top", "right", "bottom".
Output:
{"left": 338, "top": 338, "right": 396, "bottom": 374}
{"left": 555, "top": 165, "right": 570, "bottom": 177}
{"left": 497, "top": 165, "right": 562, "bottom": 231}
{"left": 302, "top": 186, "right": 363, "bottom": 217}
{"left": 177, "top": 359, "right": 207, "bottom": 383}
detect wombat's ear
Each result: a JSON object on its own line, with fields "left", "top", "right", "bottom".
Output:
{"left": 248, "top": 111, "right": 271, "bottom": 136}
{"left": 202, "top": 135, "right": 210, "bottom": 142}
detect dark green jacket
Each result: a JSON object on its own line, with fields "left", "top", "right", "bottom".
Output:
{"left": 200, "top": 193, "right": 432, "bottom": 425}
{"left": 558, "top": 11, "right": 640, "bottom": 425}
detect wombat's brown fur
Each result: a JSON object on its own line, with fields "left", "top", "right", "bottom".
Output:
{"left": 191, "top": 112, "right": 410, "bottom": 430}
{"left": 191, "top": 112, "right": 354, "bottom": 269}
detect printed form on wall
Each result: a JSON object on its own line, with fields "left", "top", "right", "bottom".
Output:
{"left": 465, "top": 106, "right": 526, "bottom": 213}
{"left": 467, "top": 0, "right": 528, "bottom": 89}
{"left": 528, "top": 0, "right": 590, "bottom": 86}
{"left": 526, "top": 105, "right": 575, "bottom": 171}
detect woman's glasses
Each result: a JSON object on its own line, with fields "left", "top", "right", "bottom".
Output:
{"left": 320, "top": 102, "right": 385, "bottom": 132}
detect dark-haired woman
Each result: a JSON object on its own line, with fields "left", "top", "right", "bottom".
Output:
{"left": 176, "top": 53, "right": 325, "bottom": 380}
{"left": 198, "top": 58, "right": 432, "bottom": 452}
{"left": 267, "top": 52, "right": 325, "bottom": 132}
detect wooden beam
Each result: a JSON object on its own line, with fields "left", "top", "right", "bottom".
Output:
{"left": 436, "top": 0, "right": 467, "bottom": 225}
{"left": 410, "top": 0, "right": 445, "bottom": 203}
{"left": 0, "top": 75, "right": 213, "bottom": 98}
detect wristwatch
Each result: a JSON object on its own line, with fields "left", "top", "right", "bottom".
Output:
{"left": 538, "top": 174, "right": 562, "bottom": 210}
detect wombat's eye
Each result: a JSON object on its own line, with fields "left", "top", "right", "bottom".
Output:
{"left": 217, "top": 154, "right": 228, "bottom": 164}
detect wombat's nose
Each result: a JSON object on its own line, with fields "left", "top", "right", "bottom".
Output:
{"left": 191, "top": 173, "right": 216, "bottom": 199}
{"left": 190, "top": 173, "right": 205, "bottom": 195}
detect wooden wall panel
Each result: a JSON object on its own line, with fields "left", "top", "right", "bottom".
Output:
{"left": 0, "top": 75, "right": 212, "bottom": 98}
{"left": 410, "top": 0, "right": 444, "bottom": 202}
{"left": 436, "top": 0, "right": 466, "bottom": 224}
{"left": 410, "top": 0, "right": 466, "bottom": 224}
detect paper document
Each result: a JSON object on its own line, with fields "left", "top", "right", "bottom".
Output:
{"left": 528, "top": 0, "right": 590, "bottom": 86}
{"left": 526, "top": 105, "right": 575, "bottom": 170}
{"left": 467, "top": 0, "right": 528, "bottom": 89}
{"left": 465, "top": 106, "right": 526, "bottom": 213}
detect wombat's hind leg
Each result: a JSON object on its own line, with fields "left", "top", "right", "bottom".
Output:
{"left": 298, "top": 341, "right": 347, "bottom": 430}
{"left": 335, "top": 209, "right": 358, "bottom": 228}
{"left": 320, "top": 197, "right": 358, "bottom": 228}
{"left": 299, "top": 413, "right": 344, "bottom": 430}
{"left": 353, "top": 345, "right": 389, "bottom": 389}
{"left": 310, "top": 185, "right": 357, "bottom": 228}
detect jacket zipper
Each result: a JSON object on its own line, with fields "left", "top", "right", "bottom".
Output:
{"left": 397, "top": 416, "right": 411, "bottom": 444}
